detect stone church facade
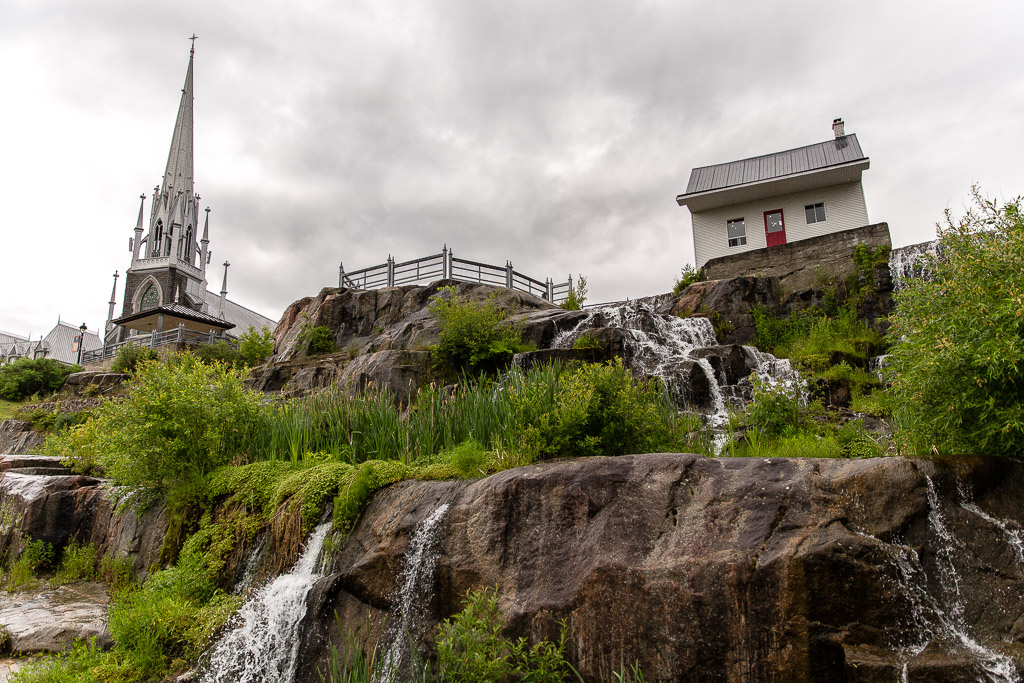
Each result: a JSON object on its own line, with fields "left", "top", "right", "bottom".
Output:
{"left": 107, "top": 43, "right": 275, "bottom": 345}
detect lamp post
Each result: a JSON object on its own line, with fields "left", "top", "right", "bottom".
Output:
{"left": 77, "top": 323, "right": 87, "bottom": 365}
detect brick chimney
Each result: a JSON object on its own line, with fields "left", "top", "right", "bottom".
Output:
{"left": 833, "top": 117, "right": 845, "bottom": 138}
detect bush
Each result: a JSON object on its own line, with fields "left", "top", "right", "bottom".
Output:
{"left": 560, "top": 275, "right": 588, "bottom": 311}
{"left": 42, "top": 352, "right": 264, "bottom": 505}
{"left": 435, "top": 587, "right": 574, "bottom": 683}
{"left": 110, "top": 343, "right": 158, "bottom": 374}
{"left": 238, "top": 325, "right": 274, "bottom": 365}
{"left": 5, "top": 539, "right": 54, "bottom": 590}
{"left": 0, "top": 358, "right": 79, "bottom": 401}
{"left": 887, "top": 190, "right": 1024, "bottom": 456}
{"left": 673, "top": 264, "right": 701, "bottom": 295}
{"left": 510, "top": 359, "right": 684, "bottom": 462}
{"left": 193, "top": 340, "right": 242, "bottom": 368}
{"left": 428, "top": 286, "right": 532, "bottom": 374}
{"left": 51, "top": 540, "right": 97, "bottom": 586}
{"left": 744, "top": 377, "right": 814, "bottom": 438}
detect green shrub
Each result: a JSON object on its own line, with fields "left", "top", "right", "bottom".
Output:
{"left": 42, "top": 352, "right": 264, "bottom": 505}
{"left": 5, "top": 539, "right": 54, "bottom": 590}
{"left": 101, "top": 555, "right": 136, "bottom": 590}
{"left": 436, "top": 587, "right": 574, "bottom": 683}
{"left": 560, "top": 275, "right": 588, "bottom": 311}
{"left": 238, "top": 325, "right": 275, "bottom": 365}
{"left": 297, "top": 315, "right": 337, "bottom": 356}
{"left": 673, "top": 264, "right": 701, "bottom": 295}
{"left": 570, "top": 332, "right": 603, "bottom": 351}
{"left": 744, "top": 377, "right": 814, "bottom": 438}
{"left": 447, "top": 439, "right": 490, "bottom": 478}
{"left": 193, "top": 340, "right": 242, "bottom": 368}
{"left": 51, "top": 539, "right": 97, "bottom": 586}
{"left": 888, "top": 189, "right": 1024, "bottom": 456}
{"left": 0, "top": 358, "right": 79, "bottom": 401}
{"left": 511, "top": 359, "right": 684, "bottom": 462}
{"left": 428, "top": 286, "right": 532, "bottom": 374}
{"left": 110, "top": 343, "right": 158, "bottom": 374}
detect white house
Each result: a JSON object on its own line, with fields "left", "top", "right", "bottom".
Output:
{"left": 676, "top": 119, "right": 871, "bottom": 271}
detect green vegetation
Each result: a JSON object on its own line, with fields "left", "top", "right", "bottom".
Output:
{"left": 110, "top": 343, "right": 158, "bottom": 375}
{"left": 16, "top": 404, "right": 90, "bottom": 434}
{"left": 0, "top": 397, "right": 28, "bottom": 421}
{"left": 43, "top": 352, "right": 263, "bottom": 504}
{"left": 238, "top": 325, "right": 275, "bottom": 365}
{"left": 428, "top": 286, "right": 533, "bottom": 374}
{"left": 561, "top": 275, "right": 589, "bottom": 311}
{"left": 321, "top": 587, "right": 646, "bottom": 683}
{"left": 193, "top": 340, "right": 243, "bottom": 368}
{"left": 297, "top": 314, "right": 337, "bottom": 356}
{"left": 3, "top": 538, "right": 54, "bottom": 591}
{"left": 0, "top": 358, "right": 80, "bottom": 401}
{"left": 672, "top": 264, "right": 701, "bottom": 295}
{"left": 887, "top": 190, "right": 1024, "bottom": 456}
{"left": 50, "top": 540, "right": 97, "bottom": 586}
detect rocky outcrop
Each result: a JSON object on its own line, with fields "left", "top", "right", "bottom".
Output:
{"left": 297, "top": 454, "right": 1024, "bottom": 682}
{"left": 0, "top": 421, "right": 45, "bottom": 456}
{"left": 0, "top": 457, "right": 168, "bottom": 581}
{"left": 0, "top": 582, "right": 111, "bottom": 654}
{"left": 62, "top": 371, "right": 128, "bottom": 396}
{"left": 273, "top": 281, "right": 557, "bottom": 364}
{"left": 662, "top": 276, "right": 780, "bottom": 344}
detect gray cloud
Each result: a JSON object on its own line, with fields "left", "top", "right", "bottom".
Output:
{"left": 2, "top": 0, "right": 1023, "bottom": 335}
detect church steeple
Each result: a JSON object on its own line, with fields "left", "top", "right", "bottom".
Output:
{"left": 160, "top": 40, "right": 195, "bottom": 202}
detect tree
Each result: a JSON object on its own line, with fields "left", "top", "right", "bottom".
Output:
{"left": 0, "top": 358, "right": 79, "bottom": 400}
{"left": 560, "top": 274, "right": 588, "bottom": 310}
{"left": 237, "top": 325, "right": 275, "bottom": 366}
{"left": 887, "top": 189, "right": 1024, "bottom": 456}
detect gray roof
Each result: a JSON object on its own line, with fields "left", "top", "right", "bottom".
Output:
{"left": 41, "top": 322, "right": 102, "bottom": 365}
{"left": 200, "top": 290, "right": 277, "bottom": 337}
{"left": 114, "top": 303, "right": 235, "bottom": 330}
{"left": 682, "top": 134, "right": 867, "bottom": 197}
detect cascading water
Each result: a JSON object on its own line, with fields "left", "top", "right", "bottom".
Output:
{"left": 200, "top": 522, "right": 333, "bottom": 683}
{"left": 961, "top": 502, "right": 1024, "bottom": 569}
{"left": 889, "top": 240, "right": 940, "bottom": 291}
{"left": 377, "top": 503, "right": 450, "bottom": 683}
{"left": 923, "top": 478, "right": 1019, "bottom": 682}
{"left": 550, "top": 303, "right": 797, "bottom": 423}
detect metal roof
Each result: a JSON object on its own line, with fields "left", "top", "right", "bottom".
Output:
{"left": 682, "top": 134, "right": 867, "bottom": 197}
{"left": 114, "top": 303, "right": 235, "bottom": 330}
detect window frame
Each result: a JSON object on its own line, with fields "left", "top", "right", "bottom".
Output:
{"left": 726, "top": 217, "right": 747, "bottom": 248}
{"left": 804, "top": 202, "right": 826, "bottom": 224}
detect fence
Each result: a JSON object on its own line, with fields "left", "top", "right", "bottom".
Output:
{"left": 338, "top": 246, "right": 574, "bottom": 304}
{"left": 82, "top": 326, "right": 234, "bottom": 364}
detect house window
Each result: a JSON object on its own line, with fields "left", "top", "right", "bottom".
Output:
{"left": 727, "top": 218, "right": 746, "bottom": 247}
{"left": 805, "top": 203, "right": 826, "bottom": 224}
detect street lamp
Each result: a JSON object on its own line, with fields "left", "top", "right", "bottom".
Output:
{"left": 78, "top": 323, "right": 87, "bottom": 365}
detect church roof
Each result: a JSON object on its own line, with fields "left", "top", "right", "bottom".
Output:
{"left": 114, "top": 303, "right": 235, "bottom": 331}
{"left": 42, "top": 322, "right": 102, "bottom": 365}
{"left": 201, "top": 290, "right": 277, "bottom": 336}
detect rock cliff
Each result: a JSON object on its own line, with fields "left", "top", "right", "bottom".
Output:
{"left": 297, "top": 453, "right": 1024, "bottom": 682}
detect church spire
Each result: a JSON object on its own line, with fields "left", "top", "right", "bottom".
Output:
{"left": 160, "top": 42, "right": 195, "bottom": 202}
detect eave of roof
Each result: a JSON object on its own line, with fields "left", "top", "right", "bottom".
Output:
{"left": 676, "top": 158, "right": 869, "bottom": 213}
{"left": 112, "top": 304, "right": 235, "bottom": 332}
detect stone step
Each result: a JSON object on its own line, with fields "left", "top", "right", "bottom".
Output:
{"left": 5, "top": 467, "right": 73, "bottom": 476}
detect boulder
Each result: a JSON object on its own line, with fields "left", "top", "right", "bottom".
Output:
{"left": 295, "top": 454, "right": 1024, "bottom": 682}
{"left": 274, "top": 281, "right": 557, "bottom": 363}
{"left": 665, "top": 276, "right": 780, "bottom": 344}
{"left": 0, "top": 421, "right": 45, "bottom": 456}
{"left": 690, "top": 344, "right": 760, "bottom": 385}
{"left": 0, "top": 582, "right": 112, "bottom": 654}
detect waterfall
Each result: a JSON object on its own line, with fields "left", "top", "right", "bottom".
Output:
{"left": 201, "top": 521, "right": 333, "bottom": 683}
{"left": 923, "top": 478, "right": 1019, "bottom": 682}
{"left": 377, "top": 503, "right": 450, "bottom": 683}
{"left": 889, "top": 240, "right": 940, "bottom": 291}
{"left": 550, "top": 303, "right": 796, "bottom": 416}
{"left": 961, "top": 502, "right": 1024, "bottom": 569}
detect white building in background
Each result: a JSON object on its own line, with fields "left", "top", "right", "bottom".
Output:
{"left": 676, "top": 119, "right": 871, "bottom": 271}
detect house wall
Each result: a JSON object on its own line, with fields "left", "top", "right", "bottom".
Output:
{"left": 691, "top": 181, "right": 869, "bottom": 270}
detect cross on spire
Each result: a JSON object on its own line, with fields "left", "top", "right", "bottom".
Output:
{"left": 189, "top": 34, "right": 198, "bottom": 55}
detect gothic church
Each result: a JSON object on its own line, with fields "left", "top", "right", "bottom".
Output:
{"left": 107, "top": 42, "right": 276, "bottom": 344}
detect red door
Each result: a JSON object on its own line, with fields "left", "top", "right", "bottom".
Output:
{"left": 764, "top": 209, "right": 786, "bottom": 247}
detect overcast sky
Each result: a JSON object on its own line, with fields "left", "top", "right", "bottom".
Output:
{"left": 2, "top": 0, "right": 1023, "bottom": 339}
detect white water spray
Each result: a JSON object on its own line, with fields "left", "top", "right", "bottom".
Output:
{"left": 201, "top": 521, "right": 333, "bottom": 683}
{"left": 924, "top": 478, "right": 1019, "bottom": 682}
{"left": 889, "top": 240, "right": 940, "bottom": 291}
{"left": 377, "top": 503, "right": 450, "bottom": 683}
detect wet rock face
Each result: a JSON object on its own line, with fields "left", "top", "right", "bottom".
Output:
{"left": 300, "top": 455, "right": 1024, "bottom": 682}
{"left": 0, "top": 420, "right": 45, "bottom": 456}
{"left": 0, "top": 582, "right": 111, "bottom": 654}
{"left": 0, "top": 458, "right": 167, "bottom": 582}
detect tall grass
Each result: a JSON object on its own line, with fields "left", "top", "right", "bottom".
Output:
{"left": 241, "top": 362, "right": 693, "bottom": 467}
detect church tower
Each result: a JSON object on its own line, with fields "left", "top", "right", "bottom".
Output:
{"left": 115, "top": 39, "right": 212, "bottom": 340}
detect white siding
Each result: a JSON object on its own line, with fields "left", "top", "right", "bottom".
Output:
{"left": 691, "top": 181, "right": 869, "bottom": 269}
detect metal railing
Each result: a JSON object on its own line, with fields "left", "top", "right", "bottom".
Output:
{"left": 338, "top": 246, "right": 573, "bottom": 303}
{"left": 82, "top": 325, "right": 234, "bottom": 363}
